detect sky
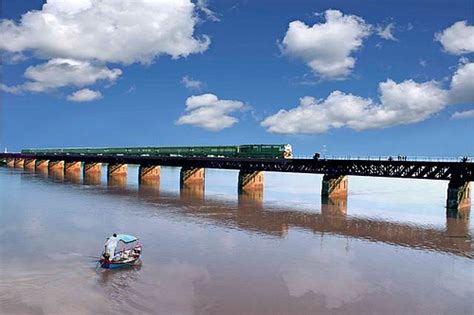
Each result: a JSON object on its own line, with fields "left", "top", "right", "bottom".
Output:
{"left": 1, "top": 0, "right": 473, "bottom": 156}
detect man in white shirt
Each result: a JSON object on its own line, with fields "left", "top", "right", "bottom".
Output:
{"left": 104, "top": 233, "right": 119, "bottom": 260}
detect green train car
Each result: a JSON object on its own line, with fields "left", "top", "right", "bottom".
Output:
{"left": 22, "top": 144, "right": 293, "bottom": 159}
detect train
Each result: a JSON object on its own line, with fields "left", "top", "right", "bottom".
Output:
{"left": 21, "top": 144, "right": 293, "bottom": 159}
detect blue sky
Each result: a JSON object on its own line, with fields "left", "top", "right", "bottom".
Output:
{"left": 1, "top": 0, "right": 473, "bottom": 156}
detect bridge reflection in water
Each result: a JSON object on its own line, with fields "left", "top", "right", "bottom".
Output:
{"left": 77, "top": 174, "right": 471, "bottom": 259}
{"left": 17, "top": 168, "right": 473, "bottom": 259}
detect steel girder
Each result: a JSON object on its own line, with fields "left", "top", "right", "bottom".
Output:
{"left": 1, "top": 153, "right": 472, "bottom": 181}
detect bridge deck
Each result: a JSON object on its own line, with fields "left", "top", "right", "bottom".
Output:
{"left": 1, "top": 153, "right": 473, "bottom": 181}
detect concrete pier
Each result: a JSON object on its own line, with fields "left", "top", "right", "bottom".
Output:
{"left": 238, "top": 171, "right": 264, "bottom": 191}
{"left": 64, "top": 161, "right": 81, "bottom": 176}
{"left": 24, "top": 159, "right": 36, "bottom": 171}
{"left": 14, "top": 158, "right": 25, "bottom": 168}
{"left": 139, "top": 165, "right": 160, "bottom": 184}
{"left": 84, "top": 162, "right": 102, "bottom": 175}
{"left": 180, "top": 167, "right": 205, "bottom": 186}
{"left": 107, "top": 163, "right": 127, "bottom": 178}
{"left": 447, "top": 180, "right": 471, "bottom": 215}
{"left": 321, "top": 175, "right": 348, "bottom": 198}
{"left": 48, "top": 160, "right": 64, "bottom": 172}
{"left": 35, "top": 160, "right": 49, "bottom": 172}
{"left": 6, "top": 158, "right": 15, "bottom": 167}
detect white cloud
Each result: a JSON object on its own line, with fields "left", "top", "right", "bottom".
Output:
{"left": 176, "top": 93, "right": 246, "bottom": 131}
{"left": 261, "top": 80, "right": 447, "bottom": 134}
{"left": 262, "top": 61, "right": 474, "bottom": 134}
{"left": 0, "top": 83, "right": 21, "bottom": 94}
{"left": 196, "top": 0, "right": 220, "bottom": 22}
{"left": 376, "top": 23, "right": 397, "bottom": 41}
{"left": 1, "top": 58, "right": 121, "bottom": 93}
{"left": 435, "top": 21, "right": 474, "bottom": 55}
{"left": 280, "top": 9, "right": 372, "bottom": 79}
{"left": 448, "top": 61, "right": 474, "bottom": 104}
{"left": 0, "top": 0, "right": 210, "bottom": 64}
{"left": 181, "top": 76, "right": 203, "bottom": 90}
{"left": 451, "top": 109, "right": 474, "bottom": 120}
{"left": 67, "top": 88, "right": 102, "bottom": 102}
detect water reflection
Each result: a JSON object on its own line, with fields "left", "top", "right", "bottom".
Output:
{"left": 108, "top": 176, "right": 127, "bottom": 189}
{"left": 84, "top": 173, "right": 102, "bottom": 186}
{"left": 2, "top": 168, "right": 473, "bottom": 314}
{"left": 92, "top": 179, "right": 472, "bottom": 258}
{"left": 180, "top": 183, "right": 205, "bottom": 202}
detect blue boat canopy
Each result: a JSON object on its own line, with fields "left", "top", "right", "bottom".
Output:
{"left": 117, "top": 234, "right": 138, "bottom": 243}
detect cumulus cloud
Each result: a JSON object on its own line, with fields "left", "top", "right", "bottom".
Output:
{"left": 280, "top": 9, "right": 372, "bottom": 79}
{"left": 376, "top": 23, "right": 397, "bottom": 41}
{"left": 67, "top": 88, "right": 102, "bottom": 102}
{"left": 261, "top": 80, "right": 447, "bottom": 134}
{"left": 451, "top": 109, "right": 474, "bottom": 120}
{"left": 181, "top": 76, "right": 203, "bottom": 90}
{"left": 176, "top": 93, "right": 246, "bottom": 131}
{"left": 435, "top": 21, "right": 474, "bottom": 55}
{"left": 0, "top": 0, "right": 210, "bottom": 99}
{"left": 1, "top": 58, "right": 121, "bottom": 93}
{"left": 0, "top": 0, "right": 210, "bottom": 64}
{"left": 448, "top": 61, "right": 474, "bottom": 104}
{"left": 262, "top": 61, "right": 474, "bottom": 134}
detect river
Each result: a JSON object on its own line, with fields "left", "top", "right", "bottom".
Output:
{"left": 0, "top": 166, "right": 472, "bottom": 314}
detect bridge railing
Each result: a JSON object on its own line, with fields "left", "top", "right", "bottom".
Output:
{"left": 292, "top": 155, "right": 472, "bottom": 162}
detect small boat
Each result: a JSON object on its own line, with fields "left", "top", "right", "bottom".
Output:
{"left": 99, "top": 234, "right": 142, "bottom": 269}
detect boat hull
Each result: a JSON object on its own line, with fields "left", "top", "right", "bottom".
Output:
{"left": 100, "top": 258, "right": 140, "bottom": 269}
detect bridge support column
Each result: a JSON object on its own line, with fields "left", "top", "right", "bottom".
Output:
{"left": 64, "top": 161, "right": 81, "bottom": 175}
{"left": 6, "top": 158, "right": 15, "bottom": 167}
{"left": 238, "top": 171, "right": 264, "bottom": 191}
{"left": 48, "top": 160, "right": 64, "bottom": 172}
{"left": 14, "top": 158, "right": 25, "bottom": 168}
{"left": 24, "top": 159, "right": 36, "bottom": 171}
{"left": 35, "top": 160, "right": 49, "bottom": 173}
{"left": 446, "top": 180, "right": 471, "bottom": 215}
{"left": 83, "top": 163, "right": 102, "bottom": 185}
{"left": 180, "top": 167, "right": 205, "bottom": 186}
{"left": 107, "top": 163, "right": 127, "bottom": 177}
{"left": 139, "top": 165, "right": 160, "bottom": 185}
{"left": 322, "top": 175, "right": 348, "bottom": 199}
{"left": 83, "top": 162, "right": 102, "bottom": 175}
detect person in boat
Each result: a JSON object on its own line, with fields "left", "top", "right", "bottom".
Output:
{"left": 103, "top": 233, "right": 119, "bottom": 261}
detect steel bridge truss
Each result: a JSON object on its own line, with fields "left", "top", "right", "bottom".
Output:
{"left": 2, "top": 153, "right": 472, "bottom": 182}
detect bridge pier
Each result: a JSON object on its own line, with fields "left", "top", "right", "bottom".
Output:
{"left": 321, "top": 175, "right": 348, "bottom": 199}
{"left": 35, "top": 160, "right": 49, "bottom": 173}
{"left": 83, "top": 162, "right": 102, "bottom": 184}
{"left": 446, "top": 180, "right": 471, "bottom": 215}
{"left": 107, "top": 163, "right": 127, "bottom": 178}
{"left": 180, "top": 167, "right": 205, "bottom": 186}
{"left": 238, "top": 170, "right": 264, "bottom": 191}
{"left": 139, "top": 165, "right": 160, "bottom": 184}
{"left": 24, "top": 159, "right": 36, "bottom": 171}
{"left": 6, "top": 158, "right": 15, "bottom": 167}
{"left": 64, "top": 161, "right": 81, "bottom": 175}
{"left": 14, "top": 158, "right": 25, "bottom": 168}
{"left": 48, "top": 160, "right": 64, "bottom": 172}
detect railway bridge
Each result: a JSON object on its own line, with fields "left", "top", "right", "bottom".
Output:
{"left": 1, "top": 152, "right": 472, "bottom": 216}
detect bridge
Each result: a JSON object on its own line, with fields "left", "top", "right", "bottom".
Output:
{"left": 1, "top": 152, "right": 472, "bottom": 216}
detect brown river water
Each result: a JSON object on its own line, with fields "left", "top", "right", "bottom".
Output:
{"left": 0, "top": 166, "right": 472, "bottom": 314}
